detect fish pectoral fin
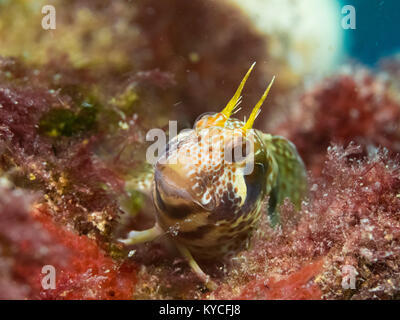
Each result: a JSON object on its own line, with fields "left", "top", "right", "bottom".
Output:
{"left": 118, "top": 224, "right": 164, "bottom": 245}
{"left": 175, "top": 243, "right": 217, "bottom": 291}
{"left": 261, "top": 133, "right": 308, "bottom": 224}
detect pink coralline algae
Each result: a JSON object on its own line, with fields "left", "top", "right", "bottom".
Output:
{"left": 0, "top": 184, "right": 137, "bottom": 300}
{"left": 236, "top": 260, "right": 324, "bottom": 300}
{"left": 213, "top": 143, "right": 400, "bottom": 299}
{"left": 272, "top": 70, "right": 400, "bottom": 175}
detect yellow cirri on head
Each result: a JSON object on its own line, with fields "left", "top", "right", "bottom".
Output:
{"left": 195, "top": 62, "right": 275, "bottom": 133}
{"left": 241, "top": 75, "right": 275, "bottom": 134}
{"left": 220, "top": 61, "right": 256, "bottom": 120}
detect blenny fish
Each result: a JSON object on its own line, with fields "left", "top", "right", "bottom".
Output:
{"left": 120, "top": 63, "right": 307, "bottom": 290}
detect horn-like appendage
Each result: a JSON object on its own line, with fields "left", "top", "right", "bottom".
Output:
{"left": 242, "top": 76, "right": 275, "bottom": 134}
{"left": 220, "top": 62, "right": 256, "bottom": 120}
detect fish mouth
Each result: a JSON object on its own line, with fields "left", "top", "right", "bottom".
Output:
{"left": 154, "top": 162, "right": 216, "bottom": 212}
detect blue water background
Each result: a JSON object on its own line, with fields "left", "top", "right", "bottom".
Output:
{"left": 339, "top": 0, "right": 400, "bottom": 66}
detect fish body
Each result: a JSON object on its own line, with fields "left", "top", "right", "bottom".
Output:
{"left": 153, "top": 115, "right": 306, "bottom": 259}
{"left": 120, "top": 63, "right": 307, "bottom": 288}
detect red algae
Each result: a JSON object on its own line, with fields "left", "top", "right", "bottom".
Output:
{"left": 211, "top": 143, "right": 400, "bottom": 300}
{"left": 0, "top": 185, "right": 65, "bottom": 299}
{"left": 237, "top": 260, "right": 324, "bottom": 300}
{"left": 272, "top": 69, "right": 400, "bottom": 175}
{"left": 0, "top": 182, "right": 136, "bottom": 300}
{"left": 33, "top": 207, "right": 137, "bottom": 300}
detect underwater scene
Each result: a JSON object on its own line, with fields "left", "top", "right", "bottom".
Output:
{"left": 0, "top": 0, "right": 400, "bottom": 300}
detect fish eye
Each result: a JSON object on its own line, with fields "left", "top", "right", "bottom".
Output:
{"left": 224, "top": 138, "right": 251, "bottom": 163}
{"left": 194, "top": 112, "right": 216, "bottom": 129}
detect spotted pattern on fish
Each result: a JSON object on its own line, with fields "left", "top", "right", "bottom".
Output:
{"left": 153, "top": 114, "right": 306, "bottom": 259}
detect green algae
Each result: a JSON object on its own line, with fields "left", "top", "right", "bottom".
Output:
{"left": 39, "top": 93, "right": 99, "bottom": 137}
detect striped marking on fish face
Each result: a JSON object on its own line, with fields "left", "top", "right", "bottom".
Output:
{"left": 153, "top": 113, "right": 271, "bottom": 257}
{"left": 175, "top": 200, "right": 265, "bottom": 259}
